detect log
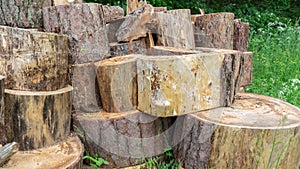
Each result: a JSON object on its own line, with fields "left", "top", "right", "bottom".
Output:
{"left": 53, "top": 0, "right": 83, "bottom": 6}
{"left": 234, "top": 19, "right": 250, "bottom": 52}
{"left": 1, "top": 135, "right": 84, "bottom": 169}
{"left": 0, "top": 142, "right": 18, "bottom": 167}
{"left": 154, "top": 7, "right": 167, "bottom": 13}
{"left": 0, "top": 0, "right": 51, "bottom": 29}
{"left": 110, "top": 38, "right": 148, "bottom": 57}
{"left": 193, "top": 13, "right": 235, "bottom": 49}
{"left": 173, "top": 93, "right": 300, "bottom": 169}
{"left": 155, "top": 9, "right": 195, "bottom": 50}
{"left": 4, "top": 86, "right": 73, "bottom": 151}
{"left": 126, "top": 0, "right": 139, "bottom": 14}
{"left": 71, "top": 62, "right": 102, "bottom": 113}
{"left": 95, "top": 55, "right": 138, "bottom": 113}
{"left": 73, "top": 110, "right": 175, "bottom": 168}
{"left": 106, "top": 18, "right": 126, "bottom": 43}
{"left": 137, "top": 47, "right": 241, "bottom": 117}
{"left": 0, "top": 26, "right": 69, "bottom": 91}
{"left": 0, "top": 77, "right": 6, "bottom": 146}
{"left": 103, "top": 5, "right": 124, "bottom": 23}
{"left": 43, "top": 3, "right": 110, "bottom": 64}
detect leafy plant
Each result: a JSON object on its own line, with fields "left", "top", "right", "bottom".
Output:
{"left": 83, "top": 153, "right": 109, "bottom": 169}
{"left": 144, "top": 147, "right": 180, "bottom": 169}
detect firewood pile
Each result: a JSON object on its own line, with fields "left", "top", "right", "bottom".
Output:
{"left": 0, "top": 0, "right": 299, "bottom": 168}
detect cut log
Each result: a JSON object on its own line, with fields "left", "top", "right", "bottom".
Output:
{"left": 126, "top": 0, "right": 139, "bottom": 14}
{"left": 155, "top": 9, "right": 195, "bottom": 49}
{"left": 0, "top": 0, "right": 51, "bottom": 29}
{"left": 110, "top": 38, "right": 148, "bottom": 57}
{"left": 43, "top": 3, "right": 110, "bottom": 64}
{"left": 95, "top": 55, "right": 138, "bottom": 113}
{"left": 137, "top": 47, "right": 241, "bottom": 117}
{"left": 0, "top": 142, "right": 18, "bottom": 167}
{"left": 53, "top": 0, "right": 83, "bottom": 6}
{"left": 193, "top": 13, "right": 235, "bottom": 49}
{"left": 154, "top": 7, "right": 167, "bottom": 13}
{"left": 1, "top": 135, "right": 84, "bottom": 169}
{"left": 72, "top": 62, "right": 102, "bottom": 113}
{"left": 103, "top": 5, "right": 124, "bottom": 23}
{"left": 0, "top": 26, "right": 69, "bottom": 91}
{"left": 4, "top": 86, "right": 73, "bottom": 151}
{"left": 0, "top": 76, "right": 6, "bottom": 145}
{"left": 173, "top": 93, "right": 300, "bottom": 169}
{"left": 73, "top": 110, "right": 175, "bottom": 168}
{"left": 234, "top": 19, "right": 250, "bottom": 52}
{"left": 107, "top": 18, "right": 126, "bottom": 43}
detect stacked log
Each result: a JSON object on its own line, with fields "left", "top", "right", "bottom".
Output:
{"left": 192, "top": 13, "right": 235, "bottom": 49}
{"left": 234, "top": 19, "right": 250, "bottom": 52}
{"left": 0, "top": 76, "right": 6, "bottom": 146}
{"left": 73, "top": 110, "right": 175, "bottom": 168}
{"left": 0, "top": 0, "right": 52, "bottom": 29}
{"left": 103, "top": 5, "right": 124, "bottom": 23}
{"left": 173, "top": 93, "right": 300, "bottom": 169}
{"left": 53, "top": 0, "right": 83, "bottom": 6}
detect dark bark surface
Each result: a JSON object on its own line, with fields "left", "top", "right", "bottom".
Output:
{"left": 0, "top": 26, "right": 69, "bottom": 91}
{"left": 110, "top": 38, "right": 148, "bottom": 57}
{"left": 43, "top": 3, "right": 110, "bottom": 64}
{"left": 4, "top": 86, "right": 73, "bottom": 151}
{"left": 0, "top": 0, "right": 52, "bottom": 29}
{"left": 234, "top": 19, "right": 250, "bottom": 52}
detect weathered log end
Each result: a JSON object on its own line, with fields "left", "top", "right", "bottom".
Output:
{"left": 1, "top": 135, "right": 83, "bottom": 169}
{"left": 73, "top": 110, "right": 175, "bottom": 168}
{"left": 4, "top": 86, "right": 73, "bottom": 151}
{"left": 174, "top": 93, "right": 300, "bottom": 169}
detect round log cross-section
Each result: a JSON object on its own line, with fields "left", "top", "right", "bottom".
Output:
{"left": 4, "top": 86, "right": 73, "bottom": 151}
{"left": 173, "top": 93, "right": 300, "bottom": 169}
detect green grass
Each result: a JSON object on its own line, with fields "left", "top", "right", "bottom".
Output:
{"left": 246, "top": 21, "right": 300, "bottom": 108}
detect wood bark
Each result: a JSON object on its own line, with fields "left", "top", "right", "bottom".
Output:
{"left": 4, "top": 86, "right": 73, "bottom": 151}
{"left": 53, "top": 0, "right": 83, "bottom": 6}
{"left": 1, "top": 135, "right": 84, "bottom": 169}
{"left": 239, "top": 52, "right": 253, "bottom": 87}
{"left": 43, "top": 3, "right": 110, "bottom": 64}
{"left": 107, "top": 18, "right": 126, "bottom": 43}
{"left": 110, "top": 38, "right": 148, "bottom": 57}
{"left": 155, "top": 9, "right": 195, "bottom": 50}
{"left": 0, "top": 26, "right": 69, "bottom": 91}
{"left": 0, "top": 0, "right": 51, "bottom": 29}
{"left": 71, "top": 62, "right": 102, "bottom": 113}
{"left": 95, "top": 55, "right": 138, "bottom": 113}
{"left": 234, "top": 19, "right": 250, "bottom": 52}
{"left": 0, "top": 142, "right": 18, "bottom": 167}
{"left": 73, "top": 110, "right": 175, "bottom": 168}
{"left": 126, "top": 0, "right": 139, "bottom": 14}
{"left": 193, "top": 13, "right": 235, "bottom": 49}
{"left": 173, "top": 93, "right": 300, "bottom": 169}
{"left": 137, "top": 47, "right": 241, "bottom": 117}
{"left": 0, "top": 76, "right": 6, "bottom": 145}
{"left": 154, "top": 7, "right": 167, "bottom": 13}
{"left": 103, "top": 5, "right": 124, "bottom": 23}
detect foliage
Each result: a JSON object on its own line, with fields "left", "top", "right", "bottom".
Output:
{"left": 143, "top": 147, "right": 180, "bottom": 169}
{"left": 83, "top": 153, "right": 109, "bottom": 169}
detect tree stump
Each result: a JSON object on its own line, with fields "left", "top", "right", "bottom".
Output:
{"left": 95, "top": 55, "right": 138, "bottom": 113}
{"left": 103, "top": 5, "right": 124, "bottom": 23}
{"left": 0, "top": 26, "right": 69, "bottom": 91}
{"left": 110, "top": 38, "right": 148, "bottom": 57}
{"left": 43, "top": 3, "right": 110, "bottom": 64}
{"left": 72, "top": 63, "right": 102, "bottom": 113}
{"left": 193, "top": 13, "right": 235, "bottom": 49}
{"left": 0, "top": 0, "right": 51, "bottom": 29}
{"left": 173, "top": 93, "right": 300, "bottom": 169}
{"left": 155, "top": 9, "right": 195, "bottom": 49}
{"left": 137, "top": 47, "right": 242, "bottom": 117}
{"left": 73, "top": 110, "right": 175, "bottom": 168}
{"left": 1, "top": 135, "right": 84, "bottom": 169}
{"left": 234, "top": 19, "right": 250, "bottom": 52}
{"left": 4, "top": 86, "right": 73, "bottom": 150}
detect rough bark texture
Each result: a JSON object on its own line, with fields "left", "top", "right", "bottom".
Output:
{"left": 73, "top": 110, "right": 175, "bottom": 168}
{"left": 4, "top": 86, "right": 73, "bottom": 151}
{"left": 154, "top": 7, "right": 167, "bottom": 13}
{"left": 193, "top": 13, "right": 235, "bottom": 49}
{"left": 137, "top": 47, "right": 241, "bottom": 117}
{"left": 0, "top": 77, "right": 6, "bottom": 146}
{"left": 155, "top": 9, "right": 195, "bottom": 50}
{"left": 234, "top": 19, "right": 250, "bottom": 52}
{"left": 126, "top": 0, "right": 139, "bottom": 14}
{"left": 103, "top": 5, "right": 124, "bottom": 23}
{"left": 0, "top": 26, "right": 69, "bottom": 91}
{"left": 110, "top": 38, "right": 148, "bottom": 57}
{"left": 107, "top": 18, "right": 125, "bottom": 43}
{"left": 0, "top": 142, "right": 18, "bottom": 167}
{"left": 239, "top": 52, "right": 253, "bottom": 87}
{"left": 53, "top": 0, "right": 83, "bottom": 6}
{"left": 1, "top": 135, "right": 84, "bottom": 169}
{"left": 173, "top": 93, "right": 300, "bottom": 169}
{"left": 95, "top": 55, "right": 138, "bottom": 113}
{"left": 0, "top": 0, "right": 51, "bottom": 29}
{"left": 71, "top": 63, "right": 102, "bottom": 113}
{"left": 43, "top": 3, "right": 110, "bottom": 64}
